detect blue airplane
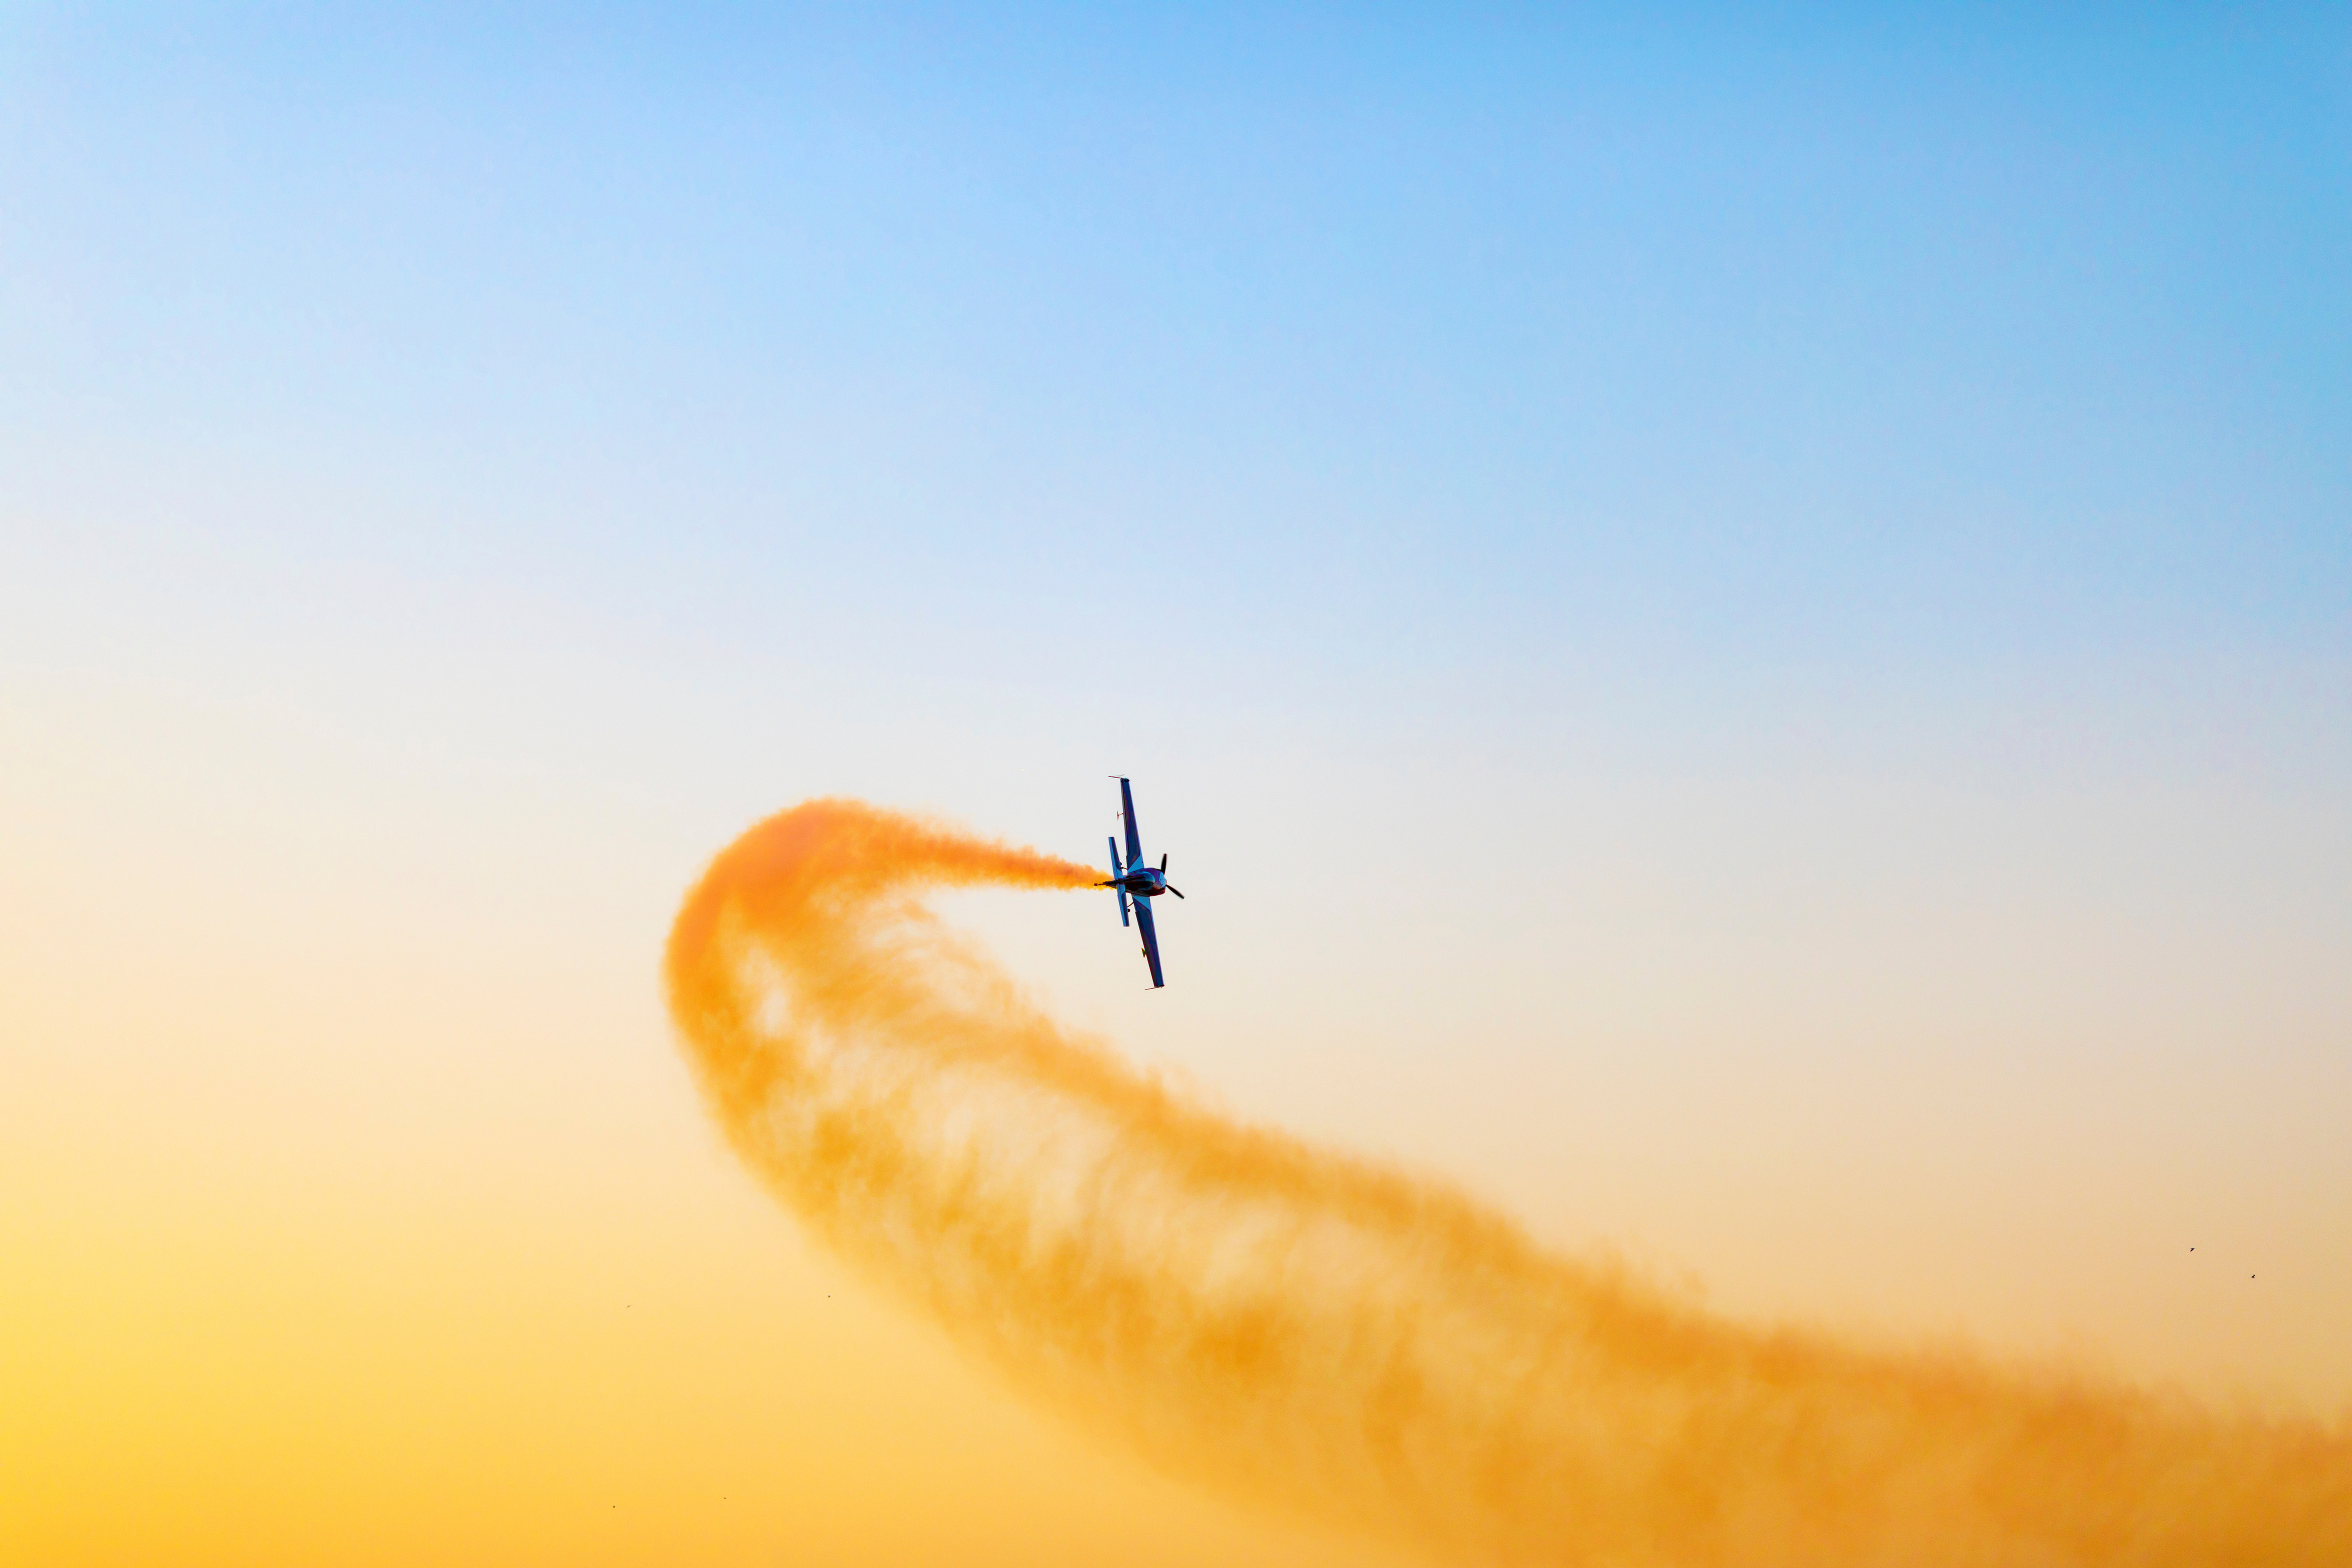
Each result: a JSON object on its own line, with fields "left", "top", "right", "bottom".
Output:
{"left": 1096, "top": 776, "right": 1183, "bottom": 988}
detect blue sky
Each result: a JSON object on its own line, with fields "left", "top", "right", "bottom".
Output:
{"left": 7, "top": 5, "right": 2345, "bottom": 712}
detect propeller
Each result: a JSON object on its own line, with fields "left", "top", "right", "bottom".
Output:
{"left": 1160, "top": 854, "right": 1184, "bottom": 898}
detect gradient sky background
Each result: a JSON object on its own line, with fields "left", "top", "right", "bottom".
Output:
{"left": 4, "top": 5, "right": 2348, "bottom": 1564}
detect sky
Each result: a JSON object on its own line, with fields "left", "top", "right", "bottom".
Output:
{"left": 3, "top": 4, "right": 2348, "bottom": 1564}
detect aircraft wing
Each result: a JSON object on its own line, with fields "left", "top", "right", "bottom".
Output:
{"left": 1118, "top": 776, "right": 1144, "bottom": 872}
{"left": 1132, "top": 895, "right": 1166, "bottom": 988}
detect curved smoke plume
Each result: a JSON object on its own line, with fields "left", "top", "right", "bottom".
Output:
{"left": 664, "top": 798, "right": 2351, "bottom": 1566}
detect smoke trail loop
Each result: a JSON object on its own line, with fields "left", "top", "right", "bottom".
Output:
{"left": 666, "top": 798, "right": 2352, "bottom": 1567}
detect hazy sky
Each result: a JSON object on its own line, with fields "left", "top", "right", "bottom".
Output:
{"left": 4, "top": 6, "right": 2348, "bottom": 1564}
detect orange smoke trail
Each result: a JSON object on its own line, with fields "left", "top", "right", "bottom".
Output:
{"left": 664, "top": 799, "right": 2352, "bottom": 1566}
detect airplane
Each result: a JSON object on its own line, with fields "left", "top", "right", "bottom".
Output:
{"left": 1096, "top": 776, "right": 1182, "bottom": 988}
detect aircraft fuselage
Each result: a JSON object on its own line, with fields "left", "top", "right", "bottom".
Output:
{"left": 1101, "top": 776, "right": 1176, "bottom": 988}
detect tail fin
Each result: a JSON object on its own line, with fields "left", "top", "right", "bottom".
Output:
{"left": 1108, "top": 836, "right": 1130, "bottom": 928}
